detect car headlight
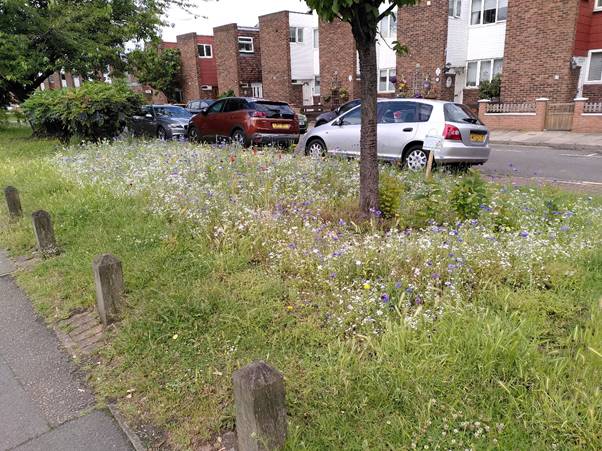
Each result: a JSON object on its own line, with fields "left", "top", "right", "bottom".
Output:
{"left": 168, "top": 123, "right": 184, "bottom": 129}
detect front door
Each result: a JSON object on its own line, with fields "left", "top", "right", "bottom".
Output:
{"left": 377, "top": 101, "right": 419, "bottom": 160}
{"left": 202, "top": 99, "right": 227, "bottom": 140}
{"left": 302, "top": 83, "right": 312, "bottom": 106}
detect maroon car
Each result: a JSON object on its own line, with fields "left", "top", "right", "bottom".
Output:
{"left": 188, "top": 97, "right": 300, "bottom": 147}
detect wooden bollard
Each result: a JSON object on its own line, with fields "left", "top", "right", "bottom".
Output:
{"left": 4, "top": 186, "right": 23, "bottom": 218}
{"left": 32, "top": 210, "right": 59, "bottom": 256}
{"left": 233, "top": 361, "right": 287, "bottom": 451}
{"left": 92, "top": 254, "right": 124, "bottom": 326}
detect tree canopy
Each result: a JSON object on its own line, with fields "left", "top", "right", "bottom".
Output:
{"left": 128, "top": 46, "right": 182, "bottom": 102}
{"left": 0, "top": 0, "right": 188, "bottom": 105}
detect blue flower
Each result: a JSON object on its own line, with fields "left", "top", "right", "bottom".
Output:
{"left": 380, "top": 293, "right": 390, "bottom": 303}
{"left": 395, "top": 281, "right": 402, "bottom": 289}
{"left": 519, "top": 231, "right": 529, "bottom": 238}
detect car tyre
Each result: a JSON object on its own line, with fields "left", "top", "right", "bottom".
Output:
{"left": 306, "top": 138, "right": 327, "bottom": 157}
{"left": 231, "top": 128, "right": 249, "bottom": 148}
{"left": 403, "top": 145, "right": 430, "bottom": 171}
{"left": 157, "top": 126, "right": 168, "bottom": 140}
{"left": 188, "top": 125, "right": 201, "bottom": 143}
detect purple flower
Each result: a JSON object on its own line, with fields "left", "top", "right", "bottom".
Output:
{"left": 395, "top": 281, "right": 402, "bottom": 289}
{"left": 415, "top": 296, "right": 423, "bottom": 305}
{"left": 338, "top": 218, "right": 347, "bottom": 226}
{"left": 380, "top": 293, "right": 390, "bottom": 303}
{"left": 519, "top": 231, "right": 529, "bottom": 238}
{"left": 431, "top": 273, "right": 440, "bottom": 280}
{"left": 560, "top": 225, "right": 570, "bottom": 232}
{"left": 329, "top": 272, "right": 337, "bottom": 279}
{"left": 288, "top": 243, "right": 297, "bottom": 249}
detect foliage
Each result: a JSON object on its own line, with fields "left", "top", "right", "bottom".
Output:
{"left": 22, "top": 81, "right": 142, "bottom": 142}
{"left": 128, "top": 47, "right": 182, "bottom": 102}
{"left": 479, "top": 74, "right": 502, "bottom": 100}
{"left": 378, "top": 172, "right": 405, "bottom": 219}
{"left": 218, "top": 89, "right": 235, "bottom": 99}
{"left": 450, "top": 169, "right": 490, "bottom": 220}
{"left": 0, "top": 0, "right": 191, "bottom": 104}
{"left": 0, "top": 129, "right": 601, "bottom": 449}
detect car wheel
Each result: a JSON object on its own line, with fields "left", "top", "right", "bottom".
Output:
{"left": 188, "top": 125, "right": 201, "bottom": 143}
{"left": 404, "top": 145, "right": 429, "bottom": 171}
{"left": 306, "top": 138, "right": 326, "bottom": 157}
{"left": 157, "top": 126, "right": 168, "bottom": 140}
{"left": 231, "top": 128, "right": 248, "bottom": 147}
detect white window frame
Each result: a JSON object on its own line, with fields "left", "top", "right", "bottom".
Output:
{"left": 470, "top": 0, "right": 508, "bottom": 26}
{"left": 585, "top": 49, "right": 602, "bottom": 84}
{"left": 313, "top": 28, "right": 319, "bottom": 49}
{"left": 238, "top": 37, "right": 254, "bottom": 53}
{"left": 197, "top": 44, "right": 212, "bottom": 58}
{"left": 378, "top": 12, "right": 397, "bottom": 39}
{"left": 449, "top": 0, "right": 462, "bottom": 18}
{"left": 251, "top": 82, "right": 263, "bottom": 98}
{"left": 465, "top": 58, "right": 503, "bottom": 87}
{"left": 289, "top": 27, "right": 304, "bottom": 43}
{"left": 378, "top": 68, "right": 396, "bottom": 93}
{"left": 313, "top": 75, "right": 321, "bottom": 96}
{"left": 595, "top": 0, "right": 602, "bottom": 12}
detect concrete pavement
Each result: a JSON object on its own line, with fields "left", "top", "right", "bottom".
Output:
{"left": 490, "top": 130, "right": 602, "bottom": 152}
{"left": 0, "top": 251, "right": 133, "bottom": 451}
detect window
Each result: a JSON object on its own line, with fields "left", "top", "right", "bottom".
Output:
{"left": 314, "top": 76, "right": 320, "bottom": 96}
{"left": 60, "top": 72, "right": 67, "bottom": 88}
{"left": 197, "top": 44, "right": 212, "bottom": 58}
{"left": 251, "top": 82, "right": 263, "bottom": 98}
{"left": 470, "top": 0, "right": 507, "bottom": 25}
{"left": 465, "top": 58, "right": 503, "bottom": 87}
{"left": 340, "top": 106, "right": 361, "bottom": 125}
{"left": 596, "top": 0, "right": 602, "bottom": 11}
{"left": 224, "top": 98, "right": 249, "bottom": 112}
{"left": 449, "top": 0, "right": 462, "bottom": 17}
{"left": 207, "top": 99, "right": 226, "bottom": 114}
{"left": 378, "top": 68, "right": 396, "bottom": 93}
{"left": 289, "top": 27, "right": 304, "bottom": 43}
{"left": 313, "top": 29, "right": 319, "bottom": 49}
{"left": 587, "top": 51, "right": 602, "bottom": 82}
{"left": 238, "top": 37, "right": 254, "bottom": 53}
{"left": 444, "top": 103, "right": 481, "bottom": 124}
{"left": 379, "top": 12, "right": 397, "bottom": 39}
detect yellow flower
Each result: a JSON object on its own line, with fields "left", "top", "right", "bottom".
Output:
{"left": 363, "top": 283, "right": 371, "bottom": 290}
{"left": 287, "top": 305, "right": 294, "bottom": 311}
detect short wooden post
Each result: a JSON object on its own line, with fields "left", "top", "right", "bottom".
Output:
{"left": 92, "top": 254, "right": 124, "bottom": 326}
{"left": 31, "top": 210, "right": 59, "bottom": 256}
{"left": 233, "top": 361, "right": 287, "bottom": 451}
{"left": 4, "top": 186, "right": 23, "bottom": 218}
{"left": 425, "top": 151, "right": 435, "bottom": 180}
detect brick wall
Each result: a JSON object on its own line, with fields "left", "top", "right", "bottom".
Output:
{"left": 583, "top": 85, "right": 602, "bottom": 102}
{"left": 176, "top": 33, "right": 201, "bottom": 101}
{"left": 397, "top": 0, "right": 450, "bottom": 100}
{"left": 214, "top": 24, "right": 242, "bottom": 96}
{"left": 319, "top": 18, "right": 359, "bottom": 108}
{"left": 463, "top": 89, "right": 480, "bottom": 113}
{"left": 195, "top": 35, "right": 218, "bottom": 97}
{"left": 502, "top": 0, "right": 581, "bottom": 103}
{"left": 259, "top": 12, "right": 293, "bottom": 102}
{"left": 573, "top": 99, "right": 602, "bottom": 132}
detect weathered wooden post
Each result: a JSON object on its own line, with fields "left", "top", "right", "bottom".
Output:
{"left": 4, "top": 186, "right": 23, "bottom": 218}
{"left": 31, "top": 210, "right": 59, "bottom": 256}
{"left": 233, "top": 361, "right": 287, "bottom": 451}
{"left": 92, "top": 254, "right": 124, "bottom": 326}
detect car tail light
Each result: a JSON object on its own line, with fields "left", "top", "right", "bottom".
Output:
{"left": 443, "top": 123, "right": 462, "bottom": 141}
{"left": 250, "top": 111, "right": 267, "bottom": 118}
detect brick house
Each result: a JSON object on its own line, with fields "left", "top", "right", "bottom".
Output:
{"left": 214, "top": 24, "right": 262, "bottom": 98}
{"left": 173, "top": 34, "right": 219, "bottom": 102}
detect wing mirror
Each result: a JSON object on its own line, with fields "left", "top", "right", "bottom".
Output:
{"left": 333, "top": 118, "right": 343, "bottom": 126}
{"left": 145, "top": 113, "right": 153, "bottom": 119}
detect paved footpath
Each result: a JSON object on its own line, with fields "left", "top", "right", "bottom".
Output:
{"left": 0, "top": 251, "right": 133, "bottom": 451}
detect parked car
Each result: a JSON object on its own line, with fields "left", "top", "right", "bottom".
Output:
{"left": 298, "top": 113, "right": 308, "bottom": 134}
{"left": 188, "top": 97, "right": 300, "bottom": 147}
{"left": 131, "top": 105, "right": 192, "bottom": 139}
{"left": 314, "top": 99, "right": 361, "bottom": 127}
{"left": 298, "top": 99, "right": 490, "bottom": 170}
{"left": 186, "top": 99, "right": 216, "bottom": 115}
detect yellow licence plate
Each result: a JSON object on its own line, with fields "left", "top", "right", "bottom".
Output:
{"left": 272, "top": 123, "right": 290, "bottom": 130}
{"left": 470, "top": 133, "right": 485, "bottom": 142}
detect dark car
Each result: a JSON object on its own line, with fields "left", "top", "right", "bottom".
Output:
{"left": 186, "top": 99, "right": 216, "bottom": 115}
{"left": 315, "top": 99, "right": 361, "bottom": 127}
{"left": 131, "top": 105, "right": 192, "bottom": 139}
{"left": 188, "top": 97, "right": 300, "bottom": 147}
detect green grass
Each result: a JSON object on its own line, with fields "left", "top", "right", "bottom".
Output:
{"left": 1, "top": 125, "right": 600, "bottom": 450}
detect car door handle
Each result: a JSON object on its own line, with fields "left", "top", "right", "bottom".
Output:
{"left": 403, "top": 127, "right": 413, "bottom": 132}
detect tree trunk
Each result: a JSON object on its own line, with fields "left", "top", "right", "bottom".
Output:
{"left": 356, "top": 38, "right": 379, "bottom": 216}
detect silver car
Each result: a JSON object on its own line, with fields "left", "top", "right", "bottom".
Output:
{"left": 298, "top": 99, "right": 490, "bottom": 170}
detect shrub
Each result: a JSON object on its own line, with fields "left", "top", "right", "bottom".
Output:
{"left": 479, "top": 74, "right": 501, "bottom": 100}
{"left": 23, "top": 80, "right": 143, "bottom": 142}
{"left": 218, "top": 89, "right": 235, "bottom": 99}
{"left": 451, "top": 169, "right": 490, "bottom": 220}
{"left": 379, "top": 173, "right": 405, "bottom": 219}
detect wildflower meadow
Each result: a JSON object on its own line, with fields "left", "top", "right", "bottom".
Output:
{"left": 1, "top": 127, "right": 601, "bottom": 449}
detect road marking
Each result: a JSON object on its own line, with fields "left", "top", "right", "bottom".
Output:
{"left": 559, "top": 153, "right": 601, "bottom": 158}
{"left": 493, "top": 149, "right": 522, "bottom": 153}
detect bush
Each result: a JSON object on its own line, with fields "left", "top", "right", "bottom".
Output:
{"left": 379, "top": 173, "right": 405, "bottom": 219}
{"left": 479, "top": 74, "right": 501, "bottom": 100}
{"left": 23, "top": 80, "right": 143, "bottom": 142}
{"left": 218, "top": 89, "right": 235, "bottom": 99}
{"left": 450, "top": 169, "right": 490, "bottom": 220}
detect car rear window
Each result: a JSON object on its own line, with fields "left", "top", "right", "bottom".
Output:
{"left": 250, "top": 102, "right": 295, "bottom": 119}
{"left": 444, "top": 103, "right": 481, "bottom": 124}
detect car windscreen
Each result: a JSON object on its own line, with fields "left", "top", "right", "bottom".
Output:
{"left": 250, "top": 102, "right": 295, "bottom": 119}
{"left": 154, "top": 106, "right": 192, "bottom": 118}
{"left": 444, "top": 103, "right": 481, "bottom": 125}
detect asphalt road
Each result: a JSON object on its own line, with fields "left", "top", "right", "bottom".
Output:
{"left": 480, "top": 144, "right": 602, "bottom": 190}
